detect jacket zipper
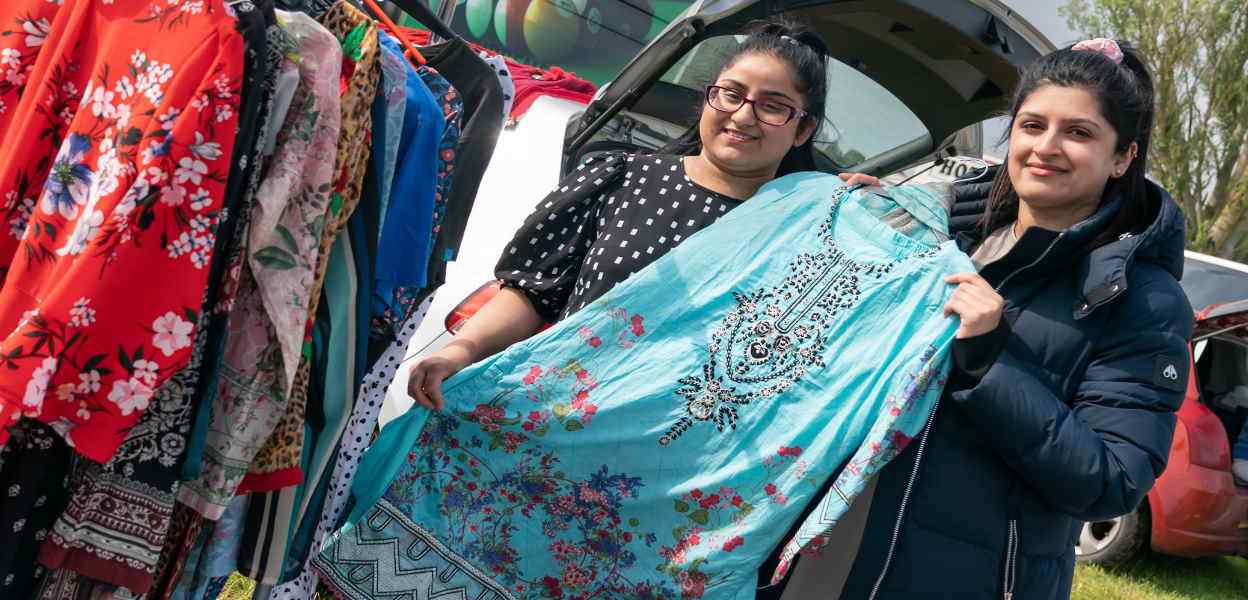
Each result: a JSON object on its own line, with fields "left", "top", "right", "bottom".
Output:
{"left": 1003, "top": 519, "right": 1019, "bottom": 600}
{"left": 867, "top": 403, "right": 940, "bottom": 600}
{"left": 864, "top": 229, "right": 1061, "bottom": 599}
{"left": 994, "top": 232, "right": 1065, "bottom": 293}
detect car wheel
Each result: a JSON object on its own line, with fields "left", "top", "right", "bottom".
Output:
{"left": 1074, "top": 505, "right": 1149, "bottom": 567}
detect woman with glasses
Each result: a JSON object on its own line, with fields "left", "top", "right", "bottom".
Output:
{"left": 405, "top": 19, "right": 923, "bottom": 410}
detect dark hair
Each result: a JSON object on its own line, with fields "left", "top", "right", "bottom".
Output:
{"left": 983, "top": 41, "right": 1156, "bottom": 247}
{"left": 656, "top": 18, "right": 828, "bottom": 177}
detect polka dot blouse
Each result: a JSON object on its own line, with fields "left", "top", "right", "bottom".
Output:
{"left": 496, "top": 153, "right": 744, "bottom": 322}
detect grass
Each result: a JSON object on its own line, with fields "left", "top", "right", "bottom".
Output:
{"left": 1072, "top": 554, "right": 1248, "bottom": 600}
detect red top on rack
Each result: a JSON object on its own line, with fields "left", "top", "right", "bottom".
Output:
{"left": 397, "top": 27, "right": 597, "bottom": 122}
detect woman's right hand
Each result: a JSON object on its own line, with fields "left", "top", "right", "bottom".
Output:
{"left": 405, "top": 286, "right": 546, "bottom": 411}
{"left": 407, "top": 340, "right": 478, "bottom": 411}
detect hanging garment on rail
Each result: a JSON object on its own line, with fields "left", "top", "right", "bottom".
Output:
{"left": 0, "top": 0, "right": 246, "bottom": 463}
{"left": 313, "top": 178, "right": 974, "bottom": 600}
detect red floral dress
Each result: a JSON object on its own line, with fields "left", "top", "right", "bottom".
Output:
{"left": 0, "top": 1, "right": 61, "bottom": 138}
{"left": 0, "top": 0, "right": 245, "bottom": 463}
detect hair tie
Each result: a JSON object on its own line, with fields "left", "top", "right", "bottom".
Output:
{"left": 779, "top": 34, "right": 800, "bottom": 46}
{"left": 1072, "top": 38, "right": 1124, "bottom": 64}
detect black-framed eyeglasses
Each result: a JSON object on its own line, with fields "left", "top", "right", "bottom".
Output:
{"left": 705, "top": 85, "right": 808, "bottom": 126}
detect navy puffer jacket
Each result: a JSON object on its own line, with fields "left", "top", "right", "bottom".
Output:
{"left": 834, "top": 174, "right": 1194, "bottom": 600}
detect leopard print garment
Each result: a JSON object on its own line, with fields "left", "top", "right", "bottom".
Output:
{"left": 241, "top": 0, "right": 379, "bottom": 487}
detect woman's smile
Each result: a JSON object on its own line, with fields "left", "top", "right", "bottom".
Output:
{"left": 1024, "top": 161, "right": 1068, "bottom": 177}
{"left": 722, "top": 127, "right": 759, "bottom": 144}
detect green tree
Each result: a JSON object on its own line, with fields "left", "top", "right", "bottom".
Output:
{"left": 1061, "top": 0, "right": 1248, "bottom": 259}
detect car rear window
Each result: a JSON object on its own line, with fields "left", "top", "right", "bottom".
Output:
{"left": 1183, "top": 255, "right": 1248, "bottom": 314}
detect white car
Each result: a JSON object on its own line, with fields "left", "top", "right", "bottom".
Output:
{"left": 382, "top": 0, "right": 1053, "bottom": 424}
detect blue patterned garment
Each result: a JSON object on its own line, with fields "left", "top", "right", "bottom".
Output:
{"left": 314, "top": 175, "right": 975, "bottom": 600}
{"left": 368, "top": 65, "right": 460, "bottom": 346}
{"left": 424, "top": 67, "right": 463, "bottom": 262}
{"left": 373, "top": 34, "right": 409, "bottom": 233}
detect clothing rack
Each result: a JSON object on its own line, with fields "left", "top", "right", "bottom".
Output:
{"left": 375, "top": 0, "right": 460, "bottom": 44}
{"left": 0, "top": 1, "right": 507, "bottom": 598}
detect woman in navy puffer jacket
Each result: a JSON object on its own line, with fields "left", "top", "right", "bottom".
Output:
{"left": 769, "top": 39, "right": 1194, "bottom": 600}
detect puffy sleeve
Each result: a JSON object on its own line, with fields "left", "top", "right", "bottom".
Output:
{"left": 951, "top": 266, "right": 1193, "bottom": 521}
{"left": 493, "top": 152, "right": 627, "bottom": 322}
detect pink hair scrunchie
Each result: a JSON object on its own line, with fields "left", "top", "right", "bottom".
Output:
{"left": 1071, "top": 38, "right": 1124, "bottom": 64}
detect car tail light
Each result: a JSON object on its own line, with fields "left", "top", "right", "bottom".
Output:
{"left": 1182, "top": 406, "right": 1232, "bottom": 471}
{"left": 1179, "top": 350, "right": 1233, "bottom": 470}
{"left": 445, "top": 281, "right": 502, "bottom": 334}
{"left": 443, "top": 281, "right": 554, "bottom": 335}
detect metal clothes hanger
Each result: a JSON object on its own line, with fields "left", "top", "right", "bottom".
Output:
{"left": 954, "top": 157, "right": 994, "bottom": 184}
{"left": 385, "top": 0, "right": 463, "bottom": 46}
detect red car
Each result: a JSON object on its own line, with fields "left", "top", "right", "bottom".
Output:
{"left": 1076, "top": 250, "right": 1248, "bottom": 564}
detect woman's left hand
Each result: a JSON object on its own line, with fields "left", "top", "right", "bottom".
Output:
{"left": 838, "top": 172, "right": 880, "bottom": 186}
{"left": 943, "top": 273, "right": 1004, "bottom": 339}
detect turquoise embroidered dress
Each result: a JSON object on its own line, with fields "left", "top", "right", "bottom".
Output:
{"left": 313, "top": 174, "right": 975, "bottom": 600}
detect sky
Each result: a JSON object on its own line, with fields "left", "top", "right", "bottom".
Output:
{"left": 982, "top": 0, "right": 1081, "bottom": 155}
{"left": 1010, "top": 0, "right": 1080, "bottom": 46}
